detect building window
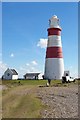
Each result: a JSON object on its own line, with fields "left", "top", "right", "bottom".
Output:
{"left": 7, "top": 73, "right": 10, "bottom": 76}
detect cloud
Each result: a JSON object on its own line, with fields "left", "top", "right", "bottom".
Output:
{"left": 26, "top": 61, "right": 38, "bottom": 66}
{"left": 0, "top": 61, "right": 8, "bottom": 77}
{"left": 31, "top": 61, "right": 38, "bottom": 65}
{"left": 19, "top": 67, "right": 26, "bottom": 71}
{"left": 26, "top": 63, "right": 30, "bottom": 66}
{"left": 10, "top": 53, "right": 14, "bottom": 58}
{"left": 37, "top": 38, "right": 48, "bottom": 48}
{"left": 18, "top": 60, "right": 40, "bottom": 78}
{"left": 26, "top": 61, "right": 38, "bottom": 72}
{"left": 18, "top": 67, "right": 28, "bottom": 78}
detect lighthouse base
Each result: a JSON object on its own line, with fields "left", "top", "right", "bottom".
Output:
{"left": 44, "top": 58, "right": 64, "bottom": 80}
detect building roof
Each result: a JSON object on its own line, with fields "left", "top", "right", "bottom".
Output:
{"left": 24, "top": 73, "right": 40, "bottom": 77}
{"left": 10, "top": 69, "right": 18, "bottom": 75}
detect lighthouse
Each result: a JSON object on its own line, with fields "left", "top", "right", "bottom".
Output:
{"left": 44, "top": 15, "right": 64, "bottom": 80}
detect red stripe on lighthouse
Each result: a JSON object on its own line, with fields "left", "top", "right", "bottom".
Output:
{"left": 48, "top": 28, "right": 61, "bottom": 36}
{"left": 46, "top": 47, "right": 63, "bottom": 58}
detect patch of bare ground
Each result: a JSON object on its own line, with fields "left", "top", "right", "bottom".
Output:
{"left": 36, "top": 84, "right": 78, "bottom": 118}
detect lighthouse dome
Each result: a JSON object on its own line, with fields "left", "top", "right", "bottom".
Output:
{"left": 49, "top": 15, "right": 61, "bottom": 29}
{"left": 53, "top": 15, "right": 57, "bottom": 18}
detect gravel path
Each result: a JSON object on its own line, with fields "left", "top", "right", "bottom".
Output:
{"left": 0, "top": 85, "right": 2, "bottom": 91}
{"left": 37, "top": 84, "right": 78, "bottom": 118}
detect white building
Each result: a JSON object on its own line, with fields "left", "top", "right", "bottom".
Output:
{"left": 64, "top": 71, "right": 70, "bottom": 77}
{"left": 24, "top": 73, "right": 40, "bottom": 80}
{"left": 3, "top": 68, "right": 18, "bottom": 80}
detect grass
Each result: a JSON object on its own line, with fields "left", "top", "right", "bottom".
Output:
{"left": 2, "top": 79, "right": 79, "bottom": 88}
{"left": 2, "top": 79, "right": 78, "bottom": 118}
{"left": 2, "top": 79, "right": 62, "bottom": 86}
{"left": 0, "top": 80, "right": 2, "bottom": 85}
{"left": 3, "top": 92, "right": 44, "bottom": 118}
{"left": 2, "top": 80, "right": 47, "bottom": 118}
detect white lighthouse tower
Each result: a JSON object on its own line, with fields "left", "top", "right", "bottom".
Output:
{"left": 44, "top": 15, "right": 64, "bottom": 80}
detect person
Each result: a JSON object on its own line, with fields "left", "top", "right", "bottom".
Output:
{"left": 46, "top": 82, "right": 49, "bottom": 87}
{"left": 48, "top": 78, "right": 51, "bottom": 85}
